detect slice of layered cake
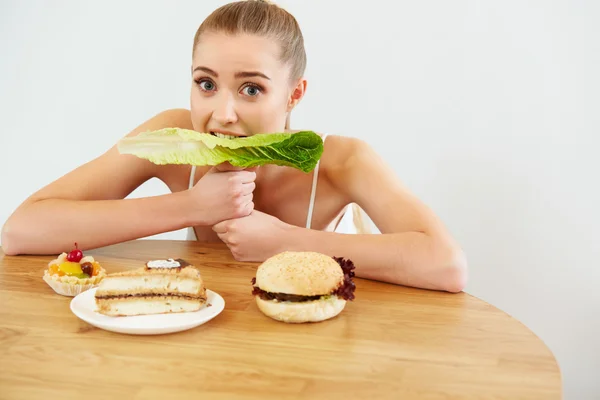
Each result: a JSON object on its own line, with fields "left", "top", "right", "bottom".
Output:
{"left": 94, "top": 258, "right": 207, "bottom": 316}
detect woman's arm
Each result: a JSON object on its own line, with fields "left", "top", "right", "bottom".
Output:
{"left": 287, "top": 228, "right": 466, "bottom": 292}
{"left": 1, "top": 192, "right": 195, "bottom": 256}
{"left": 1, "top": 109, "right": 256, "bottom": 255}
{"left": 1, "top": 110, "right": 185, "bottom": 255}
{"left": 291, "top": 137, "right": 467, "bottom": 292}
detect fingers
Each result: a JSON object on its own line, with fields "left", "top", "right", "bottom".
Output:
{"left": 212, "top": 221, "right": 227, "bottom": 234}
{"left": 215, "top": 162, "right": 258, "bottom": 172}
{"left": 241, "top": 193, "right": 254, "bottom": 208}
{"left": 243, "top": 198, "right": 254, "bottom": 215}
{"left": 215, "top": 231, "right": 229, "bottom": 247}
{"left": 212, "top": 169, "right": 255, "bottom": 184}
{"left": 237, "top": 170, "right": 257, "bottom": 184}
{"left": 214, "top": 162, "right": 259, "bottom": 174}
{"left": 215, "top": 162, "right": 244, "bottom": 172}
{"left": 233, "top": 194, "right": 253, "bottom": 218}
{"left": 241, "top": 182, "right": 256, "bottom": 196}
{"left": 208, "top": 163, "right": 257, "bottom": 184}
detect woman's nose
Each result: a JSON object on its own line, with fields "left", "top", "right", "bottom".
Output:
{"left": 212, "top": 93, "right": 237, "bottom": 125}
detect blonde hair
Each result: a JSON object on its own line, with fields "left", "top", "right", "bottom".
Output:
{"left": 192, "top": 0, "right": 307, "bottom": 83}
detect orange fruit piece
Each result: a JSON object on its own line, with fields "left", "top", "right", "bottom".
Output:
{"left": 92, "top": 262, "right": 101, "bottom": 276}
{"left": 48, "top": 264, "right": 65, "bottom": 276}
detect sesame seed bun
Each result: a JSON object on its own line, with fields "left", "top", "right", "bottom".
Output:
{"left": 254, "top": 251, "right": 344, "bottom": 296}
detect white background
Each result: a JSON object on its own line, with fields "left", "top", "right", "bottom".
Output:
{"left": 1, "top": 1, "right": 598, "bottom": 398}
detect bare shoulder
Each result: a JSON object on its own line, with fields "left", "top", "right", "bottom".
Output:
{"left": 320, "top": 134, "right": 376, "bottom": 164}
{"left": 319, "top": 133, "right": 410, "bottom": 199}
{"left": 319, "top": 135, "right": 379, "bottom": 197}
{"left": 136, "top": 108, "right": 194, "bottom": 133}
{"left": 24, "top": 108, "right": 195, "bottom": 204}
{"left": 318, "top": 134, "right": 438, "bottom": 235}
{"left": 316, "top": 132, "right": 460, "bottom": 252}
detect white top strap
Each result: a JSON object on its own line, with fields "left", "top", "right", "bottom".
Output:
{"left": 188, "top": 165, "right": 197, "bottom": 189}
{"left": 306, "top": 134, "right": 328, "bottom": 229}
{"left": 186, "top": 165, "right": 198, "bottom": 240}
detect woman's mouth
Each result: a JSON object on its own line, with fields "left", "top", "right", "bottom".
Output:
{"left": 210, "top": 131, "right": 246, "bottom": 139}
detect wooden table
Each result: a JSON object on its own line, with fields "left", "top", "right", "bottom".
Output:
{"left": 0, "top": 240, "right": 561, "bottom": 399}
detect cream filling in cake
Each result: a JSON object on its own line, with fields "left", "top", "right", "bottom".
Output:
{"left": 96, "top": 276, "right": 203, "bottom": 297}
{"left": 96, "top": 296, "right": 205, "bottom": 317}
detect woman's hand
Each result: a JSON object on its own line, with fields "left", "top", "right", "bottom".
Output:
{"left": 212, "top": 210, "right": 294, "bottom": 262}
{"left": 187, "top": 164, "right": 257, "bottom": 226}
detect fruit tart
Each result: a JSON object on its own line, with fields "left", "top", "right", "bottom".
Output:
{"left": 43, "top": 242, "right": 106, "bottom": 296}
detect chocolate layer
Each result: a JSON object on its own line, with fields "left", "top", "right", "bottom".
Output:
{"left": 96, "top": 293, "right": 202, "bottom": 301}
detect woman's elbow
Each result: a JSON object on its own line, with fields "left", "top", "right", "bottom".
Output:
{"left": 439, "top": 247, "right": 468, "bottom": 293}
{"left": 1, "top": 221, "right": 19, "bottom": 256}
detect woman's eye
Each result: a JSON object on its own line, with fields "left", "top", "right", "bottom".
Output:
{"left": 198, "top": 79, "right": 216, "bottom": 92}
{"left": 241, "top": 85, "right": 261, "bottom": 97}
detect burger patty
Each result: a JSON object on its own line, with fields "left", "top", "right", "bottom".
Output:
{"left": 250, "top": 256, "right": 356, "bottom": 302}
{"left": 251, "top": 287, "right": 323, "bottom": 302}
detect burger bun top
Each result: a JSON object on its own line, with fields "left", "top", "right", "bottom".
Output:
{"left": 255, "top": 251, "right": 344, "bottom": 296}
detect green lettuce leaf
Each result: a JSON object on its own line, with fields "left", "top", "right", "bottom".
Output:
{"left": 117, "top": 128, "right": 324, "bottom": 173}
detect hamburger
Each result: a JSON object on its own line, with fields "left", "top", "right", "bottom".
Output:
{"left": 250, "top": 251, "right": 356, "bottom": 323}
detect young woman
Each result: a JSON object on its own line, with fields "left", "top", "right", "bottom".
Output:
{"left": 1, "top": 0, "right": 467, "bottom": 292}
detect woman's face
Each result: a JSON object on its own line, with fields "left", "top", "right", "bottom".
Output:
{"left": 190, "top": 32, "right": 301, "bottom": 138}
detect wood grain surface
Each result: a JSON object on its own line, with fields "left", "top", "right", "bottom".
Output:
{"left": 0, "top": 240, "right": 561, "bottom": 399}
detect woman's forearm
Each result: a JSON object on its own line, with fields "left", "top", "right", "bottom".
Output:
{"left": 1, "top": 192, "right": 193, "bottom": 255}
{"left": 286, "top": 227, "right": 468, "bottom": 293}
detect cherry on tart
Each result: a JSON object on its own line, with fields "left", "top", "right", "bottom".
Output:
{"left": 43, "top": 242, "right": 107, "bottom": 297}
{"left": 66, "top": 242, "right": 83, "bottom": 262}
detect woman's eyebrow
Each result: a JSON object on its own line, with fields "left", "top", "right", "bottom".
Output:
{"left": 235, "top": 71, "right": 271, "bottom": 80}
{"left": 193, "top": 66, "right": 218, "bottom": 77}
{"left": 192, "top": 66, "right": 270, "bottom": 81}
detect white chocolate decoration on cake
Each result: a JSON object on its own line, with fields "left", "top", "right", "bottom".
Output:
{"left": 146, "top": 259, "right": 181, "bottom": 268}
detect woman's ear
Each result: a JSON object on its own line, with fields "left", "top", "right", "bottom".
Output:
{"left": 287, "top": 78, "right": 307, "bottom": 112}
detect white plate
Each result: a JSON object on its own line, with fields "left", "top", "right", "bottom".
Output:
{"left": 70, "top": 287, "right": 225, "bottom": 335}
